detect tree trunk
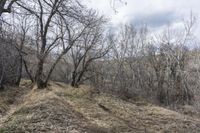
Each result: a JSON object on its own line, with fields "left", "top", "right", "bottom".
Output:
{"left": 71, "top": 71, "right": 78, "bottom": 87}
{"left": 71, "top": 81, "right": 78, "bottom": 88}
{"left": 157, "top": 79, "right": 165, "bottom": 104}
{"left": 156, "top": 70, "right": 167, "bottom": 104}
{"left": 76, "top": 71, "right": 85, "bottom": 86}
{"left": 0, "top": 65, "right": 5, "bottom": 90}
{"left": 23, "top": 59, "right": 34, "bottom": 82}
{"left": 71, "top": 70, "right": 86, "bottom": 88}
{"left": 44, "top": 53, "right": 64, "bottom": 84}
{"left": 36, "top": 59, "right": 46, "bottom": 89}
{"left": 0, "top": 0, "right": 16, "bottom": 16}
{"left": 0, "top": 0, "right": 6, "bottom": 16}
{"left": 15, "top": 55, "right": 23, "bottom": 86}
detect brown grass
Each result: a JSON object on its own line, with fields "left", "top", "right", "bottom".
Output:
{"left": 0, "top": 81, "right": 200, "bottom": 132}
{"left": 0, "top": 79, "right": 32, "bottom": 116}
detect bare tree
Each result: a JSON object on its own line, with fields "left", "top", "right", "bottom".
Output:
{"left": 101, "top": 24, "right": 149, "bottom": 98}
{"left": 69, "top": 19, "right": 109, "bottom": 87}
{"left": 146, "top": 14, "right": 196, "bottom": 105}
{"left": 17, "top": 0, "right": 103, "bottom": 88}
{"left": 17, "top": 0, "right": 67, "bottom": 88}
{"left": 0, "top": 22, "right": 21, "bottom": 88}
{"left": 0, "top": 0, "right": 17, "bottom": 16}
{"left": 91, "top": 14, "right": 196, "bottom": 105}
{"left": 14, "top": 15, "right": 34, "bottom": 84}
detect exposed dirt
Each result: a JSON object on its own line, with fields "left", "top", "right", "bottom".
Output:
{"left": 0, "top": 81, "right": 200, "bottom": 133}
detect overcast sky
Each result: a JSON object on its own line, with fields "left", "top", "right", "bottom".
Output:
{"left": 84, "top": 0, "right": 200, "bottom": 38}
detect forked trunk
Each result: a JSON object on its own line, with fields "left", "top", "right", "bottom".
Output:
{"left": 36, "top": 59, "right": 47, "bottom": 89}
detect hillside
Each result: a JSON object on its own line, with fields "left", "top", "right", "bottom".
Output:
{"left": 0, "top": 81, "right": 200, "bottom": 133}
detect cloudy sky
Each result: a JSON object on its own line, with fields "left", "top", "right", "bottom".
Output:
{"left": 84, "top": 0, "right": 200, "bottom": 38}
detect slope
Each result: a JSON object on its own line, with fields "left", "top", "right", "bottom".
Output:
{"left": 0, "top": 82, "right": 200, "bottom": 133}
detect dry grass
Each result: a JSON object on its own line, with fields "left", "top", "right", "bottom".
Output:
{"left": 0, "top": 87, "right": 21, "bottom": 116}
{"left": 0, "top": 80, "right": 32, "bottom": 116}
{"left": 1, "top": 81, "right": 200, "bottom": 132}
{"left": 52, "top": 82, "right": 200, "bottom": 133}
{"left": 0, "top": 82, "right": 103, "bottom": 133}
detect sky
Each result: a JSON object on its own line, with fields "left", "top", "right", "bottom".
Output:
{"left": 83, "top": 0, "right": 200, "bottom": 38}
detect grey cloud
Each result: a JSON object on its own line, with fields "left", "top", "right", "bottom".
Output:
{"left": 130, "top": 11, "right": 181, "bottom": 28}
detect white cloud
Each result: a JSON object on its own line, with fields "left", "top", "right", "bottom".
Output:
{"left": 84, "top": 0, "right": 200, "bottom": 38}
